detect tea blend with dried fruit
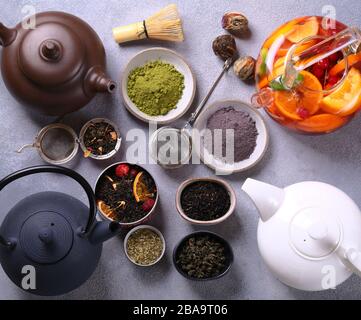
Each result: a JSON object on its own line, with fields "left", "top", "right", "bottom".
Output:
{"left": 181, "top": 181, "right": 230, "bottom": 221}
{"left": 176, "top": 235, "right": 227, "bottom": 279}
{"left": 83, "top": 122, "right": 118, "bottom": 156}
{"left": 126, "top": 229, "right": 164, "bottom": 265}
{"left": 204, "top": 106, "right": 258, "bottom": 163}
{"left": 95, "top": 164, "right": 157, "bottom": 223}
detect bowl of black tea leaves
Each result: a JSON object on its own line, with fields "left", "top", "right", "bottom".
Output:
{"left": 176, "top": 178, "right": 236, "bottom": 225}
{"left": 95, "top": 162, "right": 158, "bottom": 226}
{"left": 173, "top": 231, "right": 233, "bottom": 280}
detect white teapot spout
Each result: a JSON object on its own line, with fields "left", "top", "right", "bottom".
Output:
{"left": 242, "top": 178, "right": 285, "bottom": 222}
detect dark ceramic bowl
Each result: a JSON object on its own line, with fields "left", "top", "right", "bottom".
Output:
{"left": 173, "top": 231, "right": 233, "bottom": 281}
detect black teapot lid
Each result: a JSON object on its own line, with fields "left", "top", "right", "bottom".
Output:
{"left": 20, "top": 211, "right": 74, "bottom": 264}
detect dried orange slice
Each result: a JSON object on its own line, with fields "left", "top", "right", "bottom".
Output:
{"left": 321, "top": 68, "right": 361, "bottom": 116}
{"left": 97, "top": 200, "right": 116, "bottom": 219}
{"left": 286, "top": 17, "right": 319, "bottom": 43}
{"left": 133, "top": 172, "right": 153, "bottom": 202}
{"left": 295, "top": 114, "right": 348, "bottom": 133}
{"left": 329, "top": 52, "right": 361, "bottom": 76}
{"left": 274, "top": 71, "right": 323, "bottom": 120}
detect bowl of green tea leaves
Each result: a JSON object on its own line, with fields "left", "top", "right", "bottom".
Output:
{"left": 173, "top": 231, "right": 233, "bottom": 280}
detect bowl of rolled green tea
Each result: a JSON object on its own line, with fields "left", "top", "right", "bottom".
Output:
{"left": 124, "top": 225, "right": 166, "bottom": 267}
{"left": 173, "top": 231, "right": 233, "bottom": 280}
{"left": 176, "top": 178, "right": 236, "bottom": 225}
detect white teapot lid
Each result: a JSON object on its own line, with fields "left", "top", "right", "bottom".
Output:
{"left": 290, "top": 207, "right": 341, "bottom": 259}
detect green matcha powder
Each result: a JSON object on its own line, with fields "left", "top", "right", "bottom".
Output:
{"left": 127, "top": 60, "right": 185, "bottom": 116}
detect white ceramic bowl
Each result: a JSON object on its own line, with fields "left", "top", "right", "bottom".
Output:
{"left": 124, "top": 225, "right": 166, "bottom": 267}
{"left": 121, "top": 47, "right": 196, "bottom": 124}
{"left": 193, "top": 100, "right": 269, "bottom": 174}
{"left": 176, "top": 177, "right": 236, "bottom": 226}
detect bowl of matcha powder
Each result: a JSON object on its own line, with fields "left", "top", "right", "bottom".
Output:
{"left": 122, "top": 48, "right": 196, "bottom": 124}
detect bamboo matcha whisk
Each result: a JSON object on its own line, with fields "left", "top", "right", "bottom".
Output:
{"left": 112, "top": 4, "right": 184, "bottom": 44}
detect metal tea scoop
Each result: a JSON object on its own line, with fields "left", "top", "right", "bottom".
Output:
{"left": 150, "top": 57, "right": 234, "bottom": 169}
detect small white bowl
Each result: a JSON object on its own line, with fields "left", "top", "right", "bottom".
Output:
{"left": 193, "top": 100, "right": 269, "bottom": 174}
{"left": 121, "top": 47, "right": 196, "bottom": 124}
{"left": 176, "top": 177, "right": 236, "bottom": 226}
{"left": 124, "top": 225, "right": 166, "bottom": 267}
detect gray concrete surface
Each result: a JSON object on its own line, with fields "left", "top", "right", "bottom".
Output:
{"left": 1, "top": 0, "right": 361, "bottom": 300}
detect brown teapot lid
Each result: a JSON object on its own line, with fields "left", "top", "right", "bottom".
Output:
{"left": 18, "top": 22, "right": 85, "bottom": 87}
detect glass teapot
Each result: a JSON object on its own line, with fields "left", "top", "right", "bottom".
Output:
{"left": 252, "top": 16, "right": 361, "bottom": 134}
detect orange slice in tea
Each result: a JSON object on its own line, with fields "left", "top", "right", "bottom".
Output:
{"left": 277, "top": 39, "right": 318, "bottom": 57}
{"left": 321, "top": 68, "right": 361, "bottom": 116}
{"left": 257, "top": 75, "right": 269, "bottom": 89}
{"left": 295, "top": 114, "right": 348, "bottom": 133}
{"left": 286, "top": 17, "right": 319, "bottom": 43}
{"left": 270, "top": 57, "right": 287, "bottom": 79}
{"left": 263, "top": 17, "right": 305, "bottom": 49}
{"left": 274, "top": 71, "right": 323, "bottom": 120}
{"left": 329, "top": 52, "right": 361, "bottom": 77}
{"left": 133, "top": 172, "right": 154, "bottom": 203}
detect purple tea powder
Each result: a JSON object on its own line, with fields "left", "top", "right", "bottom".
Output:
{"left": 205, "top": 107, "right": 258, "bottom": 163}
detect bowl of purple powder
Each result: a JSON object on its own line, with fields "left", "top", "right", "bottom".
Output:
{"left": 193, "top": 100, "right": 269, "bottom": 174}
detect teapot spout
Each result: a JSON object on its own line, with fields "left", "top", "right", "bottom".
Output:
{"left": 0, "top": 23, "right": 16, "bottom": 47}
{"left": 242, "top": 178, "right": 285, "bottom": 222}
{"left": 88, "top": 220, "right": 122, "bottom": 245}
{"left": 85, "top": 66, "right": 116, "bottom": 94}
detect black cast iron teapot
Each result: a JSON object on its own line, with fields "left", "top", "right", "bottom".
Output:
{"left": 0, "top": 165, "right": 121, "bottom": 296}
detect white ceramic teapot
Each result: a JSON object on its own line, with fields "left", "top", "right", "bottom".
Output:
{"left": 242, "top": 178, "right": 361, "bottom": 291}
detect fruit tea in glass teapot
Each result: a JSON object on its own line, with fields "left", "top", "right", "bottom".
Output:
{"left": 252, "top": 16, "right": 361, "bottom": 134}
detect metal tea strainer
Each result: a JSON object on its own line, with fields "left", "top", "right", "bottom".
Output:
{"left": 149, "top": 58, "right": 234, "bottom": 169}
{"left": 17, "top": 123, "right": 79, "bottom": 165}
{"left": 17, "top": 118, "right": 121, "bottom": 164}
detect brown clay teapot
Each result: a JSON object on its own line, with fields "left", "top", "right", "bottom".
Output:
{"left": 0, "top": 11, "right": 116, "bottom": 116}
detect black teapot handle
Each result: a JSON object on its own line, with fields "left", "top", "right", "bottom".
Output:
{"left": 0, "top": 165, "right": 96, "bottom": 235}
